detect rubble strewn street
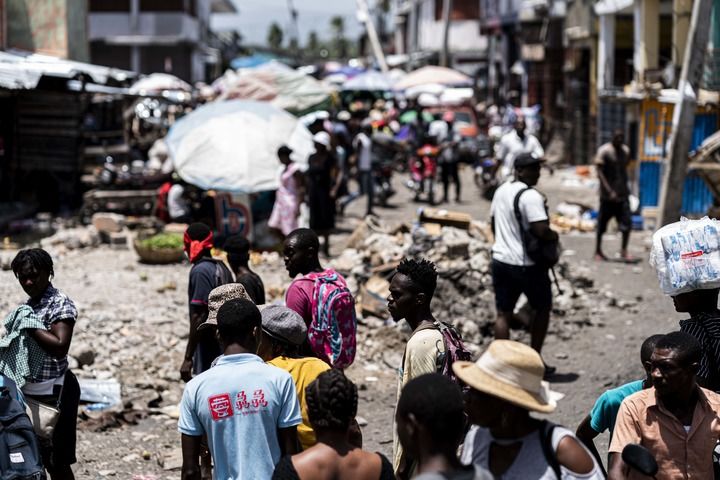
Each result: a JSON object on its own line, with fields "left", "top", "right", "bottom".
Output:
{"left": 0, "top": 169, "right": 678, "bottom": 479}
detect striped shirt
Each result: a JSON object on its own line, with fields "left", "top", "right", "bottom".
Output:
{"left": 680, "top": 310, "right": 720, "bottom": 392}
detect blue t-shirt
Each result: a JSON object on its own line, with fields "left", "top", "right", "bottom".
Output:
{"left": 589, "top": 379, "right": 644, "bottom": 438}
{"left": 178, "top": 353, "right": 302, "bottom": 480}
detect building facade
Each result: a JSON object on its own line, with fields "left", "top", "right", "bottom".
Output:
{"left": 2, "top": 0, "right": 89, "bottom": 61}
{"left": 394, "top": 0, "right": 487, "bottom": 75}
{"left": 88, "top": 0, "right": 236, "bottom": 82}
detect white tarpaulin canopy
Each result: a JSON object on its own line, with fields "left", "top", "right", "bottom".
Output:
{"left": 166, "top": 100, "right": 313, "bottom": 193}
{"left": 342, "top": 70, "right": 393, "bottom": 91}
{"left": 130, "top": 73, "right": 192, "bottom": 94}
{"left": 394, "top": 66, "right": 472, "bottom": 90}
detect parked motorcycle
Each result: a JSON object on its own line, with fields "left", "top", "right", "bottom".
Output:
{"left": 373, "top": 159, "right": 396, "bottom": 207}
{"left": 472, "top": 132, "right": 497, "bottom": 200}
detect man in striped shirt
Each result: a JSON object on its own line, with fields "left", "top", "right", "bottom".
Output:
{"left": 673, "top": 287, "right": 720, "bottom": 392}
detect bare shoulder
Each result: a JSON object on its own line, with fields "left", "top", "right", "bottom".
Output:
{"left": 339, "top": 450, "right": 383, "bottom": 479}
{"left": 292, "top": 446, "right": 336, "bottom": 478}
{"left": 556, "top": 435, "right": 596, "bottom": 475}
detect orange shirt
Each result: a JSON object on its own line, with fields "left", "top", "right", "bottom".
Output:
{"left": 609, "top": 386, "right": 720, "bottom": 480}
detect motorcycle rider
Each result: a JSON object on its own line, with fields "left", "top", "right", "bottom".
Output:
{"left": 438, "top": 111, "right": 461, "bottom": 203}
{"left": 350, "top": 122, "right": 375, "bottom": 217}
{"left": 495, "top": 118, "right": 544, "bottom": 182}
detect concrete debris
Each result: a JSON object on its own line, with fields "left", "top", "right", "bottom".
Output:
{"left": 40, "top": 226, "right": 101, "bottom": 251}
{"left": 328, "top": 216, "right": 627, "bottom": 348}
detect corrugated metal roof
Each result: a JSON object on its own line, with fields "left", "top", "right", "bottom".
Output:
{"left": 0, "top": 49, "right": 137, "bottom": 90}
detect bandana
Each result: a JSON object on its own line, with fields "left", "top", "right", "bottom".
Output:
{"left": 183, "top": 231, "right": 214, "bottom": 263}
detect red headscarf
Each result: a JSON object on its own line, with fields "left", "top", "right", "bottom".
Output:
{"left": 183, "top": 230, "right": 214, "bottom": 263}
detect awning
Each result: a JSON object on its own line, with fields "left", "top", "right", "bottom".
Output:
{"left": 594, "top": 0, "right": 633, "bottom": 15}
{"left": 0, "top": 49, "right": 136, "bottom": 90}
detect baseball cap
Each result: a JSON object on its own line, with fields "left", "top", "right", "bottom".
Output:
{"left": 198, "top": 283, "right": 252, "bottom": 331}
{"left": 260, "top": 305, "right": 307, "bottom": 346}
{"left": 514, "top": 152, "right": 544, "bottom": 168}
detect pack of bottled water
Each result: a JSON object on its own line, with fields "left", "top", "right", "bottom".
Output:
{"left": 650, "top": 217, "right": 720, "bottom": 295}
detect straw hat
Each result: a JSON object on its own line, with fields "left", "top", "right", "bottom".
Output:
{"left": 452, "top": 340, "right": 564, "bottom": 413}
{"left": 198, "top": 283, "right": 252, "bottom": 331}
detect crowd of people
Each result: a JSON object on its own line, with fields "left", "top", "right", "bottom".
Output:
{"left": 2, "top": 99, "right": 720, "bottom": 480}
{"left": 175, "top": 214, "right": 720, "bottom": 480}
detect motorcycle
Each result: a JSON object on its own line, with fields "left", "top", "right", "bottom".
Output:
{"left": 372, "top": 159, "right": 396, "bottom": 207}
{"left": 407, "top": 143, "right": 440, "bottom": 205}
{"left": 474, "top": 157, "right": 499, "bottom": 201}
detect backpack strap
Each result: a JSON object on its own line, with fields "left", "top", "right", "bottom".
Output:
{"left": 513, "top": 187, "right": 532, "bottom": 265}
{"left": 539, "top": 420, "right": 562, "bottom": 480}
{"left": 512, "top": 186, "right": 532, "bottom": 228}
{"left": 412, "top": 321, "right": 445, "bottom": 371}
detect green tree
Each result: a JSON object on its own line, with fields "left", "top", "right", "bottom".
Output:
{"left": 267, "top": 22, "right": 284, "bottom": 50}
{"left": 329, "top": 16, "right": 348, "bottom": 59}
{"left": 307, "top": 30, "right": 320, "bottom": 55}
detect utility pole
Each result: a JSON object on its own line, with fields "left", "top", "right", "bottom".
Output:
{"left": 356, "top": 0, "right": 389, "bottom": 72}
{"left": 286, "top": 0, "right": 300, "bottom": 62}
{"left": 658, "top": 0, "right": 714, "bottom": 226}
{"left": 440, "top": 0, "right": 453, "bottom": 67}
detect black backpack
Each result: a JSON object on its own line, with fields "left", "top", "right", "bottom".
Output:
{"left": 513, "top": 187, "right": 561, "bottom": 269}
{"left": 0, "top": 387, "right": 45, "bottom": 479}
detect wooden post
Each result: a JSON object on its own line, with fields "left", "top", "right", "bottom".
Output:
{"left": 440, "top": 0, "right": 453, "bottom": 67}
{"left": 658, "top": 0, "right": 714, "bottom": 226}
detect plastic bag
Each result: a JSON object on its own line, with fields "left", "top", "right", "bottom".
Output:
{"left": 650, "top": 216, "right": 720, "bottom": 295}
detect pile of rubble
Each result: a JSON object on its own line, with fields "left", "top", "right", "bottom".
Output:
{"left": 328, "top": 212, "right": 636, "bottom": 351}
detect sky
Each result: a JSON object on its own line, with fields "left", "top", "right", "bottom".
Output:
{"left": 211, "top": 0, "right": 364, "bottom": 47}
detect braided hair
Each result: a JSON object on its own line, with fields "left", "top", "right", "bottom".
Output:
{"left": 305, "top": 369, "right": 358, "bottom": 432}
{"left": 11, "top": 248, "right": 54, "bottom": 278}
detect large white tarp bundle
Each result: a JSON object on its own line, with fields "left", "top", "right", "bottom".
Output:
{"left": 650, "top": 217, "right": 720, "bottom": 295}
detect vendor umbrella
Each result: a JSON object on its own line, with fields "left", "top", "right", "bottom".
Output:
{"left": 166, "top": 100, "right": 314, "bottom": 193}
{"left": 394, "top": 66, "right": 472, "bottom": 90}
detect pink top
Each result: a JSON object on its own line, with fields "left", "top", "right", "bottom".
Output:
{"left": 285, "top": 277, "right": 315, "bottom": 326}
{"left": 268, "top": 163, "right": 303, "bottom": 236}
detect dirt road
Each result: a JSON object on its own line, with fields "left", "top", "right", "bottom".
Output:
{"left": 0, "top": 166, "right": 682, "bottom": 478}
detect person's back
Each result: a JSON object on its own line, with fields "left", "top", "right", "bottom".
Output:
{"left": 179, "top": 299, "right": 301, "bottom": 480}
{"left": 278, "top": 447, "right": 392, "bottom": 480}
{"left": 288, "top": 268, "right": 356, "bottom": 364}
{"left": 236, "top": 270, "right": 266, "bottom": 305}
{"left": 188, "top": 257, "right": 234, "bottom": 370}
{"left": 491, "top": 179, "right": 547, "bottom": 266}
{"left": 179, "top": 354, "right": 301, "bottom": 479}
{"left": 273, "top": 369, "right": 394, "bottom": 480}
{"left": 268, "top": 356, "right": 330, "bottom": 450}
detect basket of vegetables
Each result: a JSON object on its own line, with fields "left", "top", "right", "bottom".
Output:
{"left": 133, "top": 232, "right": 185, "bottom": 264}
